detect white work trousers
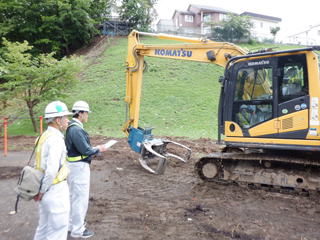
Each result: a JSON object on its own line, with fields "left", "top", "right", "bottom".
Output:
{"left": 67, "top": 161, "right": 90, "bottom": 236}
{"left": 34, "top": 181, "right": 70, "bottom": 240}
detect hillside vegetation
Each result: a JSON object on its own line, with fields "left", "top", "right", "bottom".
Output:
{"left": 1, "top": 35, "right": 304, "bottom": 140}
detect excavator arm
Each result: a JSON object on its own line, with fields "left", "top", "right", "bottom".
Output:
{"left": 123, "top": 30, "right": 248, "bottom": 174}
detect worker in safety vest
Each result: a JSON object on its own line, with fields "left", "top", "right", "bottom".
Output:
{"left": 34, "top": 101, "right": 73, "bottom": 240}
{"left": 65, "top": 101, "right": 106, "bottom": 238}
{"left": 236, "top": 104, "right": 252, "bottom": 128}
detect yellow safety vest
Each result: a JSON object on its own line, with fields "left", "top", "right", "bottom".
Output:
{"left": 238, "top": 113, "right": 250, "bottom": 127}
{"left": 66, "top": 122, "right": 88, "bottom": 162}
{"left": 35, "top": 131, "right": 70, "bottom": 185}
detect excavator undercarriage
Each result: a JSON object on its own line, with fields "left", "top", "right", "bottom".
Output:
{"left": 195, "top": 148, "right": 320, "bottom": 194}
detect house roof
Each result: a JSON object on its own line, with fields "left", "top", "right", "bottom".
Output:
{"left": 174, "top": 9, "right": 196, "bottom": 16}
{"left": 240, "top": 12, "right": 281, "bottom": 22}
{"left": 189, "top": 4, "right": 236, "bottom": 15}
{"left": 172, "top": 9, "right": 195, "bottom": 19}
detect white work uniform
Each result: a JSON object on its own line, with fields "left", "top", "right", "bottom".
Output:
{"left": 66, "top": 119, "right": 93, "bottom": 236}
{"left": 67, "top": 161, "right": 90, "bottom": 235}
{"left": 34, "top": 127, "right": 70, "bottom": 240}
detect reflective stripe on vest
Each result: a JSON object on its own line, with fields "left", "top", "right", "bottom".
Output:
{"left": 35, "top": 131, "right": 70, "bottom": 185}
{"left": 67, "top": 155, "right": 89, "bottom": 161}
{"left": 67, "top": 122, "right": 88, "bottom": 162}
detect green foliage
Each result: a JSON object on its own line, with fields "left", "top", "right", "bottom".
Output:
{"left": 263, "top": 38, "right": 275, "bottom": 44}
{"left": 248, "top": 37, "right": 258, "bottom": 45}
{"left": 270, "top": 26, "right": 280, "bottom": 38}
{"left": 212, "top": 14, "right": 254, "bottom": 42}
{"left": 270, "top": 26, "right": 281, "bottom": 42}
{"left": 0, "top": 38, "right": 84, "bottom": 132}
{"left": 118, "top": 0, "right": 158, "bottom": 31}
{"left": 0, "top": 0, "right": 111, "bottom": 58}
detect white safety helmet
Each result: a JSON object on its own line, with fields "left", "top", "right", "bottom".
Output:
{"left": 45, "top": 101, "right": 73, "bottom": 118}
{"left": 72, "top": 101, "right": 91, "bottom": 113}
{"left": 240, "top": 104, "right": 248, "bottom": 110}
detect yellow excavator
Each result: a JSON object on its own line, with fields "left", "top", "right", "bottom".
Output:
{"left": 122, "top": 30, "right": 320, "bottom": 193}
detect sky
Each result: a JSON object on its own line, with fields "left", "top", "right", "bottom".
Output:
{"left": 153, "top": 0, "right": 319, "bottom": 36}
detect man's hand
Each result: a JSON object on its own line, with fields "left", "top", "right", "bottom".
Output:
{"left": 98, "top": 145, "right": 107, "bottom": 153}
{"left": 93, "top": 145, "right": 107, "bottom": 152}
{"left": 34, "top": 192, "right": 44, "bottom": 202}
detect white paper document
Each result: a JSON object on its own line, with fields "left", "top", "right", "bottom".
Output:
{"left": 104, "top": 140, "right": 118, "bottom": 149}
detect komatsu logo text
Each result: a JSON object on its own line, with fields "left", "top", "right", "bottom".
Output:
{"left": 155, "top": 49, "right": 193, "bottom": 58}
{"left": 248, "top": 60, "right": 269, "bottom": 66}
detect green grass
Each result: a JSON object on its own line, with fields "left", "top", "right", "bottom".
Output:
{"left": 1, "top": 36, "right": 305, "bottom": 140}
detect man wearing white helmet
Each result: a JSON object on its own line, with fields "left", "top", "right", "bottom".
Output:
{"left": 65, "top": 101, "right": 106, "bottom": 238}
{"left": 34, "top": 101, "right": 73, "bottom": 240}
{"left": 236, "top": 104, "right": 252, "bottom": 128}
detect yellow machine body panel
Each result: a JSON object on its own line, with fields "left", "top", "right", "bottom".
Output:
{"left": 224, "top": 121, "right": 243, "bottom": 137}
{"left": 248, "top": 118, "right": 278, "bottom": 137}
{"left": 278, "top": 109, "right": 309, "bottom": 133}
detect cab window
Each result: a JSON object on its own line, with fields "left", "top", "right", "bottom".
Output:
{"left": 278, "top": 54, "right": 308, "bottom": 103}
{"left": 234, "top": 67, "right": 273, "bottom": 101}
{"left": 233, "top": 66, "right": 273, "bottom": 128}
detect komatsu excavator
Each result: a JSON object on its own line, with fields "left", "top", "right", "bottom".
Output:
{"left": 122, "top": 30, "right": 320, "bottom": 193}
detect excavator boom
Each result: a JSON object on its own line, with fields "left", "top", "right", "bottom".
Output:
{"left": 123, "top": 30, "right": 247, "bottom": 174}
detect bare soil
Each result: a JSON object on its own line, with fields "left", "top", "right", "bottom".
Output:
{"left": 1, "top": 135, "right": 320, "bottom": 240}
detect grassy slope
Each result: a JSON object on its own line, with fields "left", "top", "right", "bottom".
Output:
{"left": 1, "top": 36, "right": 304, "bottom": 140}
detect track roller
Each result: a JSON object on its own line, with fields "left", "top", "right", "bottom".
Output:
{"left": 195, "top": 158, "right": 222, "bottom": 181}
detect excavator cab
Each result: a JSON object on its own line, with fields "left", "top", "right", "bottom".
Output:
{"left": 220, "top": 52, "right": 312, "bottom": 146}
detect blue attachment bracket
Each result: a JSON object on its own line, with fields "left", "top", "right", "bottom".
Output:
{"left": 127, "top": 126, "right": 153, "bottom": 154}
{"left": 126, "top": 125, "right": 192, "bottom": 174}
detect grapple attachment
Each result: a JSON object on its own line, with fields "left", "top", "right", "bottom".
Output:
{"left": 140, "top": 138, "right": 192, "bottom": 174}
{"left": 124, "top": 124, "right": 192, "bottom": 174}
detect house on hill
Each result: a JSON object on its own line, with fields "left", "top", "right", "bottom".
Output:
{"left": 157, "top": 4, "right": 236, "bottom": 35}
{"left": 156, "top": 4, "right": 281, "bottom": 41}
{"left": 240, "top": 12, "right": 282, "bottom": 42}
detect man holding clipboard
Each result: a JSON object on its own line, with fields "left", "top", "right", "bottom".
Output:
{"left": 65, "top": 101, "right": 108, "bottom": 238}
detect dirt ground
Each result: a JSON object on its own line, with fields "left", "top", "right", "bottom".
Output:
{"left": 1, "top": 135, "right": 320, "bottom": 240}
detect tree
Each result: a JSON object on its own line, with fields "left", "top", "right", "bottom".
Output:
{"left": 212, "top": 14, "right": 254, "bottom": 42}
{"left": 0, "top": 0, "right": 111, "bottom": 58}
{"left": 270, "top": 26, "right": 280, "bottom": 42}
{"left": 118, "top": 0, "right": 158, "bottom": 31}
{"left": 0, "top": 38, "right": 84, "bottom": 132}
